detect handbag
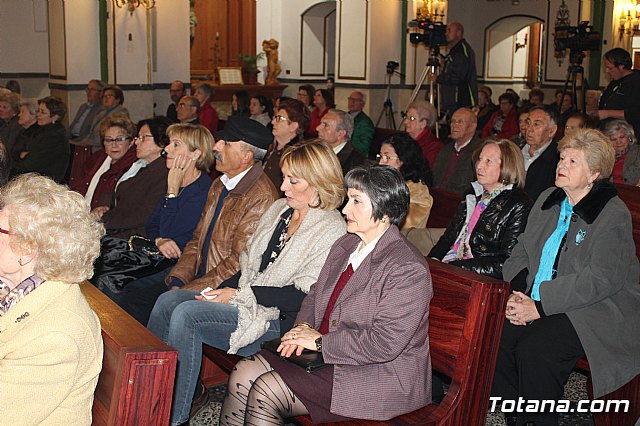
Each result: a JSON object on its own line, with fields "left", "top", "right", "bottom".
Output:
{"left": 128, "top": 235, "right": 161, "bottom": 256}
{"left": 262, "top": 338, "right": 328, "bottom": 373}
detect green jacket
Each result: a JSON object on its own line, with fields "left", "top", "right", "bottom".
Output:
{"left": 351, "top": 111, "right": 375, "bottom": 157}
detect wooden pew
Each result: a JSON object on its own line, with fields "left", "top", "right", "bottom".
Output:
{"left": 80, "top": 282, "right": 178, "bottom": 426}
{"left": 201, "top": 259, "right": 510, "bottom": 426}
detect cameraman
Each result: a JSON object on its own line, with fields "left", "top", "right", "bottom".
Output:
{"left": 593, "top": 48, "right": 640, "bottom": 136}
{"left": 432, "top": 22, "right": 478, "bottom": 118}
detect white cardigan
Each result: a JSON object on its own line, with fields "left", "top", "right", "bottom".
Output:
{"left": 228, "top": 198, "right": 346, "bottom": 353}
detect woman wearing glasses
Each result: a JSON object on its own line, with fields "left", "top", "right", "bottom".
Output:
{"left": 404, "top": 100, "right": 443, "bottom": 168}
{"left": 69, "top": 114, "right": 137, "bottom": 209}
{"left": 90, "top": 116, "right": 172, "bottom": 238}
{"left": 11, "top": 96, "right": 70, "bottom": 183}
{"left": 377, "top": 133, "right": 433, "bottom": 229}
{"left": 262, "top": 98, "right": 310, "bottom": 195}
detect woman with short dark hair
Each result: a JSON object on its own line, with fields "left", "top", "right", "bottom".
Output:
{"left": 306, "top": 89, "right": 335, "bottom": 138}
{"left": 221, "top": 165, "right": 433, "bottom": 425}
{"left": 378, "top": 133, "right": 433, "bottom": 229}
{"left": 11, "top": 96, "right": 69, "bottom": 182}
{"left": 493, "top": 129, "right": 640, "bottom": 426}
{"left": 249, "top": 94, "right": 274, "bottom": 126}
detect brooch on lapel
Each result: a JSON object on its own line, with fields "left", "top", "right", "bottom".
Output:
{"left": 575, "top": 230, "right": 586, "bottom": 245}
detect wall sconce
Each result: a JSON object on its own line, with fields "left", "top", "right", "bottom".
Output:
{"left": 515, "top": 33, "right": 528, "bottom": 52}
{"left": 114, "top": 0, "right": 156, "bottom": 16}
{"left": 416, "top": 0, "right": 447, "bottom": 23}
{"left": 619, "top": 1, "right": 640, "bottom": 39}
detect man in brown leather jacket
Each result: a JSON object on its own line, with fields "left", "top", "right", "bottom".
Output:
{"left": 166, "top": 117, "right": 278, "bottom": 292}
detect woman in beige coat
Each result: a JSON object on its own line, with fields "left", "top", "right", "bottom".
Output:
{"left": 0, "top": 174, "right": 105, "bottom": 425}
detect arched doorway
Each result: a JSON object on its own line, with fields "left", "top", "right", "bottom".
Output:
{"left": 300, "top": 1, "right": 336, "bottom": 78}
{"left": 484, "top": 16, "right": 544, "bottom": 89}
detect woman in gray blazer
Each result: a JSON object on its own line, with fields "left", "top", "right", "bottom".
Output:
{"left": 493, "top": 129, "right": 640, "bottom": 426}
{"left": 220, "top": 165, "right": 433, "bottom": 424}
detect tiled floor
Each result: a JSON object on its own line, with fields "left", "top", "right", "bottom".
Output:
{"left": 191, "top": 372, "right": 594, "bottom": 425}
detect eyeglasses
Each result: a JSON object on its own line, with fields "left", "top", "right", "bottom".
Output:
{"left": 177, "top": 102, "right": 194, "bottom": 109}
{"left": 376, "top": 154, "right": 400, "bottom": 161}
{"left": 0, "top": 227, "right": 9, "bottom": 235}
{"left": 135, "top": 134, "right": 153, "bottom": 142}
{"left": 273, "top": 115, "right": 291, "bottom": 123}
{"left": 347, "top": 97, "right": 364, "bottom": 102}
{"left": 405, "top": 115, "right": 420, "bottom": 121}
{"left": 451, "top": 119, "right": 467, "bottom": 125}
{"left": 103, "top": 94, "right": 116, "bottom": 99}
{"left": 86, "top": 87, "right": 101, "bottom": 92}
{"left": 104, "top": 136, "right": 131, "bottom": 144}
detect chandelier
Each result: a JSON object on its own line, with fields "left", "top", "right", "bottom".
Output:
{"left": 113, "top": 0, "right": 156, "bottom": 16}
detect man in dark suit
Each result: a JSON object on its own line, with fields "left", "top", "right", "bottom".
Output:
{"left": 68, "top": 79, "right": 105, "bottom": 142}
{"left": 317, "top": 108, "right": 366, "bottom": 174}
{"left": 432, "top": 107, "right": 481, "bottom": 195}
{"left": 166, "top": 80, "right": 185, "bottom": 122}
{"left": 522, "top": 105, "right": 559, "bottom": 201}
{"left": 176, "top": 96, "right": 200, "bottom": 125}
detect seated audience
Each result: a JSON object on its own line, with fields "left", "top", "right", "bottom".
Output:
{"left": 527, "top": 88, "right": 544, "bottom": 107}
{"left": 306, "top": 89, "right": 334, "bottom": 138}
{"left": 404, "top": 100, "right": 443, "bottom": 167}
{"left": 554, "top": 91, "right": 575, "bottom": 141}
{"left": 476, "top": 85, "right": 498, "bottom": 135}
{"left": 69, "top": 80, "right": 105, "bottom": 143}
{"left": 378, "top": 133, "right": 433, "bottom": 229}
{"left": 193, "top": 83, "right": 219, "bottom": 133}
{"left": 510, "top": 107, "right": 530, "bottom": 149}
{"left": 91, "top": 116, "right": 172, "bottom": 238}
{"left": 429, "top": 139, "right": 532, "bottom": 279}
{"left": 11, "top": 96, "right": 69, "bottom": 183}
{"left": 603, "top": 119, "right": 640, "bottom": 185}
{"left": 481, "top": 92, "right": 519, "bottom": 140}
{"left": 166, "top": 80, "right": 186, "bottom": 123}
{"left": 249, "top": 94, "right": 273, "bottom": 126}
{"left": 347, "top": 90, "right": 375, "bottom": 157}
{"left": 433, "top": 107, "right": 481, "bottom": 194}
{"left": 10, "top": 98, "right": 40, "bottom": 167}
{"left": 263, "top": 99, "right": 309, "bottom": 194}
{"left": 494, "top": 129, "right": 640, "bottom": 426}
{"left": 92, "top": 123, "right": 214, "bottom": 302}
{"left": 230, "top": 90, "right": 250, "bottom": 117}
{"left": 220, "top": 165, "right": 432, "bottom": 425}
{"left": 317, "top": 108, "right": 367, "bottom": 175}
{"left": 70, "top": 114, "right": 137, "bottom": 209}
{"left": 563, "top": 111, "right": 595, "bottom": 138}
{"left": 0, "top": 174, "right": 104, "bottom": 424}
{"left": 0, "top": 92, "right": 21, "bottom": 154}
{"left": 523, "top": 105, "right": 560, "bottom": 201}
{"left": 5, "top": 79, "right": 21, "bottom": 94}
{"left": 117, "top": 117, "right": 277, "bottom": 325}
{"left": 148, "top": 140, "right": 346, "bottom": 425}
{"left": 177, "top": 95, "right": 200, "bottom": 124}
{"left": 297, "top": 84, "right": 315, "bottom": 112}
{"left": 69, "top": 84, "right": 129, "bottom": 188}
{"left": 0, "top": 142, "right": 9, "bottom": 186}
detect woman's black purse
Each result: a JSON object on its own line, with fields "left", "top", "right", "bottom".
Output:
{"left": 262, "top": 338, "right": 328, "bottom": 373}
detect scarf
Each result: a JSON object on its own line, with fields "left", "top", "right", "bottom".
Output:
{"left": 531, "top": 197, "right": 573, "bottom": 301}
{"left": 0, "top": 275, "right": 45, "bottom": 316}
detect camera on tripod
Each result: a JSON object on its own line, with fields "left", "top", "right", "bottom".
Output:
{"left": 408, "top": 18, "right": 447, "bottom": 47}
{"left": 554, "top": 21, "right": 601, "bottom": 53}
{"left": 386, "top": 61, "right": 400, "bottom": 75}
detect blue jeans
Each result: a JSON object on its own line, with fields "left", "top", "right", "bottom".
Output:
{"left": 147, "top": 290, "right": 280, "bottom": 426}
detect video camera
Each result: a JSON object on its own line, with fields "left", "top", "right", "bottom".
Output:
{"left": 386, "top": 61, "right": 400, "bottom": 75}
{"left": 408, "top": 18, "right": 447, "bottom": 47}
{"left": 554, "top": 21, "right": 601, "bottom": 53}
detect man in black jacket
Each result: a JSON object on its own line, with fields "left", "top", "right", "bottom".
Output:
{"left": 523, "top": 106, "right": 559, "bottom": 201}
{"left": 434, "top": 22, "right": 478, "bottom": 118}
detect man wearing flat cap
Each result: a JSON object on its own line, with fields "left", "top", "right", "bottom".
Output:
{"left": 165, "top": 116, "right": 278, "bottom": 295}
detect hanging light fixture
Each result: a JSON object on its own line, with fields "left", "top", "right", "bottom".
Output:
{"left": 113, "top": 0, "right": 156, "bottom": 16}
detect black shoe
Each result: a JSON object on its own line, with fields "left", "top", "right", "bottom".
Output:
{"left": 505, "top": 416, "right": 518, "bottom": 426}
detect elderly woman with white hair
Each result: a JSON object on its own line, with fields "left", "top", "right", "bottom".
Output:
{"left": 602, "top": 119, "right": 640, "bottom": 186}
{"left": 403, "top": 100, "right": 443, "bottom": 167}
{"left": 0, "top": 174, "right": 105, "bottom": 425}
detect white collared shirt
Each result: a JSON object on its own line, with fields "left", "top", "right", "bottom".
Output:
{"left": 347, "top": 231, "right": 385, "bottom": 271}
{"left": 454, "top": 137, "right": 473, "bottom": 153}
{"left": 522, "top": 141, "right": 552, "bottom": 172}
{"left": 220, "top": 164, "right": 253, "bottom": 191}
{"left": 85, "top": 157, "right": 112, "bottom": 205}
{"left": 333, "top": 142, "right": 347, "bottom": 155}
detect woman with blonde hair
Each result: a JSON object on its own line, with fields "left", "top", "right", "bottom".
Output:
{"left": 147, "top": 140, "right": 346, "bottom": 425}
{"left": 0, "top": 174, "right": 104, "bottom": 424}
{"left": 429, "top": 139, "right": 532, "bottom": 279}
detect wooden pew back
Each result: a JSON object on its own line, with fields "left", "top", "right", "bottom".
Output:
{"left": 80, "top": 282, "right": 178, "bottom": 426}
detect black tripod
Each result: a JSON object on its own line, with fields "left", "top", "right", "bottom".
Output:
{"left": 402, "top": 46, "right": 442, "bottom": 137}
{"left": 376, "top": 67, "right": 403, "bottom": 129}
{"left": 560, "top": 50, "right": 588, "bottom": 112}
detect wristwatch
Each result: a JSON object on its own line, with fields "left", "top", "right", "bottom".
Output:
{"left": 315, "top": 336, "right": 323, "bottom": 352}
{"left": 165, "top": 193, "right": 177, "bottom": 199}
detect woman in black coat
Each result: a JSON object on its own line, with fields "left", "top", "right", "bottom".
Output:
{"left": 11, "top": 96, "right": 69, "bottom": 183}
{"left": 429, "top": 139, "right": 532, "bottom": 279}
